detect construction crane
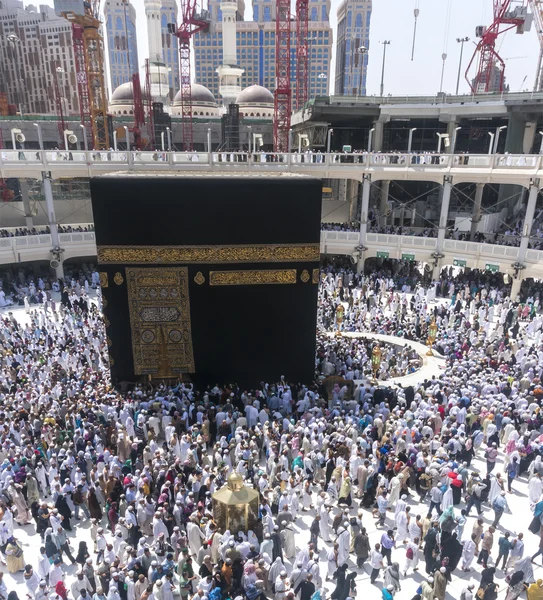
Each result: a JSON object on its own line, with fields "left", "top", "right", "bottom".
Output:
{"left": 528, "top": 0, "right": 543, "bottom": 89}
{"left": 62, "top": 0, "right": 110, "bottom": 149}
{"left": 465, "top": 0, "right": 529, "bottom": 93}
{"left": 144, "top": 59, "right": 155, "bottom": 149}
{"left": 274, "top": 0, "right": 291, "bottom": 152}
{"left": 172, "top": 1, "right": 209, "bottom": 151}
{"left": 129, "top": 73, "right": 145, "bottom": 150}
{"left": 295, "top": 0, "right": 309, "bottom": 110}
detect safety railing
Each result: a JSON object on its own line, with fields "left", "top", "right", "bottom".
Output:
{"left": 1, "top": 150, "right": 542, "bottom": 173}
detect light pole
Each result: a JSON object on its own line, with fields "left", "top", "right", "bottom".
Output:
{"left": 368, "top": 127, "right": 375, "bottom": 152}
{"left": 247, "top": 125, "right": 252, "bottom": 153}
{"left": 356, "top": 46, "right": 368, "bottom": 97}
{"left": 63, "top": 129, "right": 73, "bottom": 150}
{"left": 494, "top": 125, "right": 507, "bottom": 153}
{"left": 451, "top": 126, "right": 461, "bottom": 153}
{"left": 207, "top": 128, "right": 212, "bottom": 153}
{"left": 123, "top": 126, "right": 130, "bottom": 152}
{"left": 456, "top": 37, "right": 469, "bottom": 95}
{"left": 7, "top": 34, "right": 23, "bottom": 116}
{"left": 113, "top": 130, "right": 118, "bottom": 151}
{"left": 539, "top": 131, "right": 543, "bottom": 154}
{"left": 407, "top": 127, "right": 417, "bottom": 153}
{"left": 33, "top": 123, "right": 43, "bottom": 151}
{"left": 439, "top": 53, "right": 447, "bottom": 93}
{"left": 54, "top": 66, "right": 66, "bottom": 148}
{"left": 326, "top": 128, "right": 333, "bottom": 154}
{"left": 487, "top": 131, "right": 495, "bottom": 155}
{"left": 79, "top": 124, "right": 88, "bottom": 152}
{"left": 166, "top": 126, "right": 172, "bottom": 151}
{"left": 160, "top": 131, "right": 165, "bottom": 151}
{"left": 379, "top": 41, "right": 391, "bottom": 97}
{"left": 10, "top": 128, "right": 21, "bottom": 150}
{"left": 436, "top": 133, "right": 448, "bottom": 153}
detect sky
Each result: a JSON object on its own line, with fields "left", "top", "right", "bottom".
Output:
{"left": 38, "top": 0, "right": 542, "bottom": 96}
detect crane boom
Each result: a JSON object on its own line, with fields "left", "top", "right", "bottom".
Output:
{"left": 173, "top": 0, "right": 209, "bottom": 150}
{"left": 465, "top": 0, "right": 528, "bottom": 93}
{"left": 273, "top": 0, "right": 291, "bottom": 151}
{"left": 63, "top": 2, "right": 110, "bottom": 150}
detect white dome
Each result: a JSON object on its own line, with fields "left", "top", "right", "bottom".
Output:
{"left": 236, "top": 85, "right": 274, "bottom": 105}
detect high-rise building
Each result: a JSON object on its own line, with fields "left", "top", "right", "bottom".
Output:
{"left": 193, "top": 0, "right": 332, "bottom": 104}
{"left": 160, "top": 0, "right": 179, "bottom": 100}
{"left": 334, "top": 0, "right": 371, "bottom": 96}
{"left": 104, "top": 0, "right": 139, "bottom": 91}
{"left": 0, "top": 0, "right": 79, "bottom": 114}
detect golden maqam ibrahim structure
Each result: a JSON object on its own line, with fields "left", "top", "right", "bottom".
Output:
{"left": 212, "top": 472, "right": 259, "bottom": 535}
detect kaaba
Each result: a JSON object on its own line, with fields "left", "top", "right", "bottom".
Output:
{"left": 91, "top": 173, "right": 322, "bottom": 386}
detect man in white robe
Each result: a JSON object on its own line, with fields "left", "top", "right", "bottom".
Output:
{"left": 461, "top": 535, "right": 476, "bottom": 571}
{"left": 336, "top": 522, "right": 351, "bottom": 567}
{"left": 279, "top": 522, "right": 296, "bottom": 559}
{"left": 395, "top": 495, "right": 407, "bottom": 518}
{"left": 186, "top": 519, "right": 205, "bottom": 557}
{"left": 529, "top": 473, "right": 543, "bottom": 504}
{"left": 388, "top": 475, "right": 401, "bottom": 508}
{"left": 395, "top": 507, "right": 409, "bottom": 543}
{"left": 319, "top": 504, "right": 332, "bottom": 543}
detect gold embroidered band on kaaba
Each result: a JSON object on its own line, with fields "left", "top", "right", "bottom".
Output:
{"left": 209, "top": 269, "right": 297, "bottom": 286}
{"left": 97, "top": 243, "right": 320, "bottom": 265}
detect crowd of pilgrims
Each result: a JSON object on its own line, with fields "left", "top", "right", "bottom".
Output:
{"left": 0, "top": 263, "right": 543, "bottom": 600}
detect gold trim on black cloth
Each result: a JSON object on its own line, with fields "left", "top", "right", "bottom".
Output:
{"left": 99, "top": 272, "right": 108, "bottom": 288}
{"left": 312, "top": 269, "right": 320, "bottom": 284}
{"left": 126, "top": 267, "right": 195, "bottom": 375}
{"left": 209, "top": 269, "right": 297, "bottom": 286}
{"left": 97, "top": 243, "right": 320, "bottom": 265}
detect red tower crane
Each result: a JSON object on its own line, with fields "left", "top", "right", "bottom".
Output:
{"left": 295, "top": 0, "right": 309, "bottom": 111}
{"left": 465, "top": 0, "right": 528, "bottom": 93}
{"left": 273, "top": 0, "right": 291, "bottom": 152}
{"left": 129, "top": 72, "right": 145, "bottom": 150}
{"left": 172, "top": 0, "right": 209, "bottom": 151}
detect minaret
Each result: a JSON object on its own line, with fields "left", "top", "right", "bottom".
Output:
{"left": 216, "top": 0, "right": 244, "bottom": 107}
{"left": 144, "top": 0, "right": 162, "bottom": 62}
{"left": 144, "top": 0, "right": 170, "bottom": 108}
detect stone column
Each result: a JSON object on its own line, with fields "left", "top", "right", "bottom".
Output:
{"left": 432, "top": 176, "right": 453, "bottom": 280}
{"left": 19, "top": 179, "right": 34, "bottom": 228}
{"left": 42, "top": 172, "right": 64, "bottom": 280}
{"left": 511, "top": 181, "right": 540, "bottom": 299}
{"left": 470, "top": 183, "right": 484, "bottom": 241}
{"left": 357, "top": 175, "right": 371, "bottom": 273}
{"left": 379, "top": 180, "right": 389, "bottom": 226}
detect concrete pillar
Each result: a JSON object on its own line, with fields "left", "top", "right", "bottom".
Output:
{"left": 338, "top": 179, "right": 347, "bottom": 204}
{"left": 349, "top": 181, "right": 360, "bottom": 221}
{"left": 524, "top": 121, "right": 537, "bottom": 154}
{"left": 446, "top": 121, "right": 458, "bottom": 154}
{"left": 357, "top": 175, "right": 371, "bottom": 273}
{"left": 432, "top": 176, "right": 453, "bottom": 280}
{"left": 19, "top": 179, "right": 34, "bottom": 228}
{"left": 470, "top": 183, "right": 484, "bottom": 241}
{"left": 379, "top": 180, "right": 389, "bottom": 226}
{"left": 359, "top": 175, "right": 371, "bottom": 247}
{"left": 518, "top": 181, "right": 540, "bottom": 264}
{"left": 42, "top": 172, "right": 64, "bottom": 280}
{"left": 510, "top": 275, "right": 522, "bottom": 301}
{"left": 372, "top": 121, "right": 384, "bottom": 152}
